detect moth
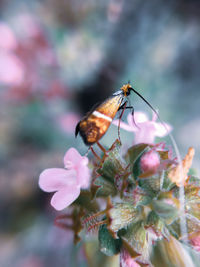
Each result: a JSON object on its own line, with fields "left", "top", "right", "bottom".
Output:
{"left": 75, "top": 83, "right": 156, "bottom": 146}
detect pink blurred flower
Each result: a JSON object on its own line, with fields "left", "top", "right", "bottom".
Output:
{"left": 17, "top": 256, "right": 44, "bottom": 267}
{"left": 0, "top": 15, "right": 65, "bottom": 103}
{"left": 58, "top": 112, "right": 80, "bottom": 134}
{"left": 0, "top": 52, "right": 24, "bottom": 85}
{"left": 140, "top": 150, "right": 160, "bottom": 174}
{"left": 120, "top": 248, "right": 140, "bottom": 267}
{"left": 107, "top": 0, "right": 123, "bottom": 23}
{"left": 0, "top": 22, "right": 17, "bottom": 50}
{"left": 39, "top": 148, "right": 90, "bottom": 211}
{"left": 45, "top": 80, "right": 67, "bottom": 99}
{"left": 113, "top": 111, "right": 172, "bottom": 144}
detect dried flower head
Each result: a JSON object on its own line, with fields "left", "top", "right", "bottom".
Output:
{"left": 168, "top": 147, "right": 195, "bottom": 186}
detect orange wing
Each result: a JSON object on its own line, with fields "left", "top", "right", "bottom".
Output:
{"left": 96, "top": 94, "right": 123, "bottom": 118}
{"left": 76, "top": 94, "right": 123, "bottom": 145}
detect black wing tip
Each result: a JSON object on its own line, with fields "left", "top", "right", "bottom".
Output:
{"left": 75, "top": 122, "right": 96, "bottom": 146}
{"left": 75, "top": 122, "right": 80, "bottom": 137}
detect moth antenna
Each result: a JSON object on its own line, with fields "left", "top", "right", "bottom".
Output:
{"left": 130, "top": 87, "right": 187, "bottom": 241}
{"left": 130, "top": 87, "right": 158, "bottom": 116}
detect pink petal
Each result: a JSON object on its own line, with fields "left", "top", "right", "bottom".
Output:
{"left": 58, "top": 113, "right": 80, "bottom": 134}
{"left": 63, "top": 147, "right": 86, "bottom": 168}
{"left": 154, "top": 122, "right": 172, "bottom": 137}
{"left": 134, "top": 123, "right": 156, "bottom": 144}
{"left": 0, "top": 52, "right": 24, "bottom": 85}
{"left": 151, "top": 110, "right": 158, "bottom": 122}
{"left": 127, "top": 114, "right": 139, "bottom": 130}
{"left": 76, "top": 163, "right": 91, "bottom": 188}
{"left": 0, "top": 23, "right": 17, "bottom": 50}
{"left": 51, "top": 186, "right": 80, "bottom": 210}
{"left": 39, "top": 168, "right": 77, "bottom": 192}
{"left": 190, "top": 234, "right": 200, "bottom": 252}
{"left": 120, "top": 248, "right": 140, "bottom": 267}
{"left": 112, "top": 119, "right": 134, "bottom": 132}
{"left": 132, "top": 112, "right": 148, "bottom": 123}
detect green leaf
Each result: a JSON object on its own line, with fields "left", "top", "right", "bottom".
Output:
{"left": 131, "top": 146, "right": 161, "bottom": 195}
{"left": 130, "top": 145, "right": 150, "bottom": 180}
{"left": 94, "top": 176, "right": 117, "bottom": 197}
{"left": 75, "top": 191, "right": 99, "bottom": 212}
{"left": 132, "top": 188, "right": 152, "bottom": 207}
{"left": 108, "top": 202, "right": 140, "bottom": 232}
{"left": 127, "top": 143, "right": 150, "bottom": 164}
{"left": 146, "top": 211, "right": 169, "bottom": 239}
{"left": 98, "top": 224, "right": 122, "bottom": 256}
{"left": 184, "top": 184, "right": 200, "bottom": 220}
{"left": 122, "top": 221, "right": 151, "bottom": 264}
{"left": 162, "top": 173, "right": 175, "bottom": 191}
{"left": 186, "top": 214, "right": 200, "bottom": 235}
{"left": 138, "top": 176, "right": 161, "bottom": 197}
{"left": 152, "top": 200, "right": 178, "bottom": 223}
{"left": 184, "top": 185, "right": 200, "bottom": 198}
{"left": 97, "top": 140, "right": 127, "bottom": 183}
{"left": 151, "top": 236, "right": 193, "bottom": 267}
{"left": 132, "top": 156, "right": 141, "bottom": 180}
{"left": 169, "top": 214, "right": 200, "bottom": 240}
{"left": 186, "top": 200, "right": 200, "bottom": 221}
{"left": 167, "top": 219, "right": 180, "bottom": 239}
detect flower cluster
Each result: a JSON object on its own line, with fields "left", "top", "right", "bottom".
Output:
{"left": 0, "top": 18, "right": 66, "bottom": 102}
{"left": 39, "top": 112, "right": 200, "bottom": 267}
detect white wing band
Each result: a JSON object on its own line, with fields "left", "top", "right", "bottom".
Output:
{"left": 92, "top": 111, "right": 112, "bottom": 122}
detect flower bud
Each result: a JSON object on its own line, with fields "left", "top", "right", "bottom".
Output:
{"left": 140, "top": 150, "right": 160, "bottom": 174}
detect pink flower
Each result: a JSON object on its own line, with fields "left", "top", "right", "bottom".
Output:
{"left": 120, "top": 248, "right": 140, "bottom": 267}
{"left": 0, "top": 52, "right": 24, "bottom": 85}
{"left": 140, "top": 150, "right": 160, "bottom": 174}
{"left": 113, "top": 111, "right": 172, "bottom": 144}
{"left": 0, "top": 22, "right": 17, "bottom": 50}
{"left": 189, "top": 232, "right": 200, "bottom": 252}
{"left": 39, "top": 148, "right": 90, "bottom": 211}
{"left": 58, "top": 112, "right": 80, "bottom": 134}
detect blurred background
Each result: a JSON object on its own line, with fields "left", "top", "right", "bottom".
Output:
{"left": 0, "top": 0, "right": 200, "bottom": 266}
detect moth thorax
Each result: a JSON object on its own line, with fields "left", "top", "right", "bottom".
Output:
{"left": 120, "top": 83, "right": 132, "bottom": 96}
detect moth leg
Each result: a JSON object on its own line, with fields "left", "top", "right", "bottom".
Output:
{"left": 130, "top": 106, "right": 140, "bottom": 130}
{"left": 97, "top": 141, "right": 107, "bottom": 153}
{"left": 90, "top": 146, "right": 101, "bottom": 161}
{"left": 118, "top": 101, "right": 133, "bottom": 111}
{"left": 117, "top": 102, "right": 140, "bottom": 140}
{"left": 117, "top": 101, "right": 129, "bottom": 143}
